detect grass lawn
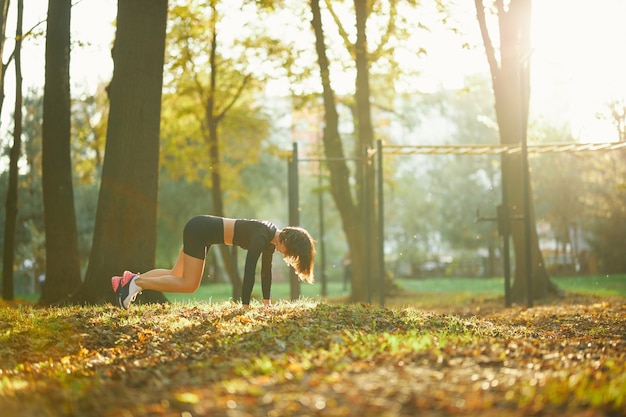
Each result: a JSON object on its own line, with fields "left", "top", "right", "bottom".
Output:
{"left": 551, "top": 275, "right": 626, "bottom": 296}
{"left": 15, "top": 275, "right": 626, "bottom": 304}
{"left": 165, "top": 274, "right": 626, "bottom": 304}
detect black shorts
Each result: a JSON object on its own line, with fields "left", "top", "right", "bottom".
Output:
{"left": 183, "top": 215, "right": 225, "bottom": 259}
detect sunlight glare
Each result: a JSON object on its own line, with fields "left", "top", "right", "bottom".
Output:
{"left": 530, "top": 0, "right": 626, "bottom": 140}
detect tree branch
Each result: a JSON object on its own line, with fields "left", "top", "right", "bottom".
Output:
{"left": 474, "top": 0, "right": 499, "bottom": 79}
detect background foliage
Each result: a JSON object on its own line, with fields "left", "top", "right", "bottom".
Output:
{"left": 1, "top": 0, "right": 625, "bottom": 297}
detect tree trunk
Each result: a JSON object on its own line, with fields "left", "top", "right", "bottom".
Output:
{"left": 310, "top": 0, "right": 367, "bottom": 302}
{"left": 208, "top": 106, "right": 242, "bottom": 300}
{"left": 353, "top": 0, "right": 379, "bottom": 302}
{"left": 1, "top": 0, "right": 22, "bottom": 302}
{"left": 73, "top": 0, "right": 168, "bottom": 305}
{"left": 204, "top": 5, "right": 242, "bottom": 300}
{"left": 39, "top": 0, "right": 82, "bottom": 305}
{"left": 475, "top": 0, "right": 560, "bottom": 303}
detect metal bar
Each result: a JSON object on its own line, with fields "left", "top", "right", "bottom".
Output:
{"left": 520, "top": 58, "right": 533, "bottom": 309}
{"left": 382, "top": 141, "right": 626, "bottom": 155}
{"left": 318, "top": 164, "right": 327, "bottom": 297}
{"left": 376, "top": 140, "right": 385, "bottom": 308}
{"left": 363, "top": 145, "right": 372, "bottom": 305}
{"left": 288, "top": 142, "right": 301, "bottom": 300}
{"left": 299, "top": 157, "right": 364, "bottom": 162}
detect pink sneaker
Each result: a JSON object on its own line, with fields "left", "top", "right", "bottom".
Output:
{"left": 114, "top": 271, "right": 142, "bottom": 309}
{"left": 111, "top": 271, "right": 135, "bottom": 292}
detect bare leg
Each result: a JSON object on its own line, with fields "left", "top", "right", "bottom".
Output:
{"left": 140, "top": 247, "right": 186, "bottom": 278}
{"left": 135, "top": 247, "right": 205, "bottom": 293}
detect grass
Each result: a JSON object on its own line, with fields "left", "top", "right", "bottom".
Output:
{"left": 13, "top": 275, "right": 626, "bottom": 304}
{"left": 3, "top": 275, "right": 626, "bottom": 416}
{"left": 1, "top": 294, "right": 625, "bottom": 416}
{"left": 551, "top": 274, "right": 626, "bottom": 296}
{"left": 165, "top": 280, "right": 351, "bottom": 303}
{"left": 163, "top": 274, "right": 626, "bottom": 304}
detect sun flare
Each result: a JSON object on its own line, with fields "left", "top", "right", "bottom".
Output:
{"left": 530, "top": 0, "right": 626, "bottom": 140}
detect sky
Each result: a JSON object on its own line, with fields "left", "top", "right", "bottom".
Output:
{"left": 530, "top": 0, "right": 626, "bottom": 140}
{"left": 5, "top": 0, "right": 626, "bottom": 143}
{"left": 15, "top": 0, "right": 117, "bottom": 94}
{"left": 413, "top": 0, "right": 626, "bottom": 141}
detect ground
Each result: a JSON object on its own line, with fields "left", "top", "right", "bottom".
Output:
{"left": 0, "top": 291, "right": 624, "bottom": 416}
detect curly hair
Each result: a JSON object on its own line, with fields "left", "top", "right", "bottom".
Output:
{"left": 278, "top": 227, "right": 316, "bottom": 283}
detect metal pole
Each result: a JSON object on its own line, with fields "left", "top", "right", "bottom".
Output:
{"left": 521, "top": 132, "right": 533, "bottom": 308}
{"left": 288, "top": 142, "right": 301, "bottom": 300}
{"left": 498, "top": 203, "right": 512, "bottom": 307}
{"left": 363, "top": 145, "right": 372, "bottom": 304}
{"left": 376, "top": 140, "right": 385, "bottom": 307}
{"left": 520, "top": 55, "right": 533, "bottom": 308}
{"left": 318, "top": 163, "right": 327, "bottom": 297}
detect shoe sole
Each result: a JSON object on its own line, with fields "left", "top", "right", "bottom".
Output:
{"left": 116, "top": 289, "right": 125, "bottom": 309}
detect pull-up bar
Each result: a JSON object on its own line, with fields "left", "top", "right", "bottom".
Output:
{"left": 287, "top": 138, "right": 624, "bottom": 308}
{"left": 286, "top": 141, "right": 386, "bottom": 306}
{"left": 384, "top": 141, "right": 626, "bottom": 155}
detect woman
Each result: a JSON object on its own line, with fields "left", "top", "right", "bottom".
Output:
{"left": 111, "top": 215, "right": 315, "bottom": 309}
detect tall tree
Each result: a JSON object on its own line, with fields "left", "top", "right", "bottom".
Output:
{"left": 164, "top": 0, "right": 273, "bottom": 300}
{"left": 474, "top": 0, "right": 560, "bottom": 302}
{"left": 352, "top": 0, "right": 378, "bottom": 301}
{"left": 2, "top": 0, "right": 21, "bottom": 301}
{"left": 312, "top": 0, "right": 407, "bottom": 302}
{"left": 73, "top": 0, "right": 168, "bottom": 305}
{"left": 310, "top": 0, "right": 367, "bottom": 301}
{"left": 202, "top": 1, "right": 244, "bottom": 298}
{"left": 39, "top": 0, "right": 82, "bottom": 305}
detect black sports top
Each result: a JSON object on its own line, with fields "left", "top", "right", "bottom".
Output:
{"left": 233, "top": 219, "right": 277, "bottom": 305}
